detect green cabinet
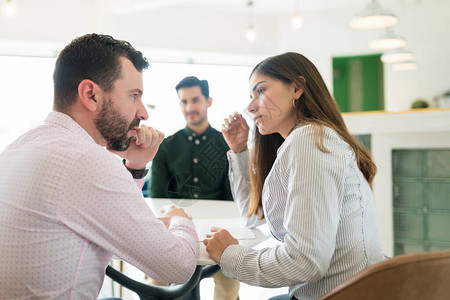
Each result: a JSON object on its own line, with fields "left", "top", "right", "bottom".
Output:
{"left": 393, "top": 150, "right": 450, "bottom": 255}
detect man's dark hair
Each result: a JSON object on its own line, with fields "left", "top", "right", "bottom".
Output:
{"left": 175, "top": 76, "right": 209, "bottom": 99}
{"left": 53, "top": 33, "right": 149, "bottom": 112}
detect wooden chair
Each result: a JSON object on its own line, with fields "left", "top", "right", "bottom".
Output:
{"left": 318, "top": 251, "right": 450, "bottom": 300}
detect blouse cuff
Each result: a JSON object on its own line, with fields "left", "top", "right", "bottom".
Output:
{"left": 227, "top": 149, "right": 249, "bottom": 172}
{"left": 220, "top": 244, "right": 249, "bottom": 280}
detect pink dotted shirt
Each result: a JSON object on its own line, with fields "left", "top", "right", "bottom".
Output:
{"left": 0, "top": 112, "right": 199, "bottom": 299}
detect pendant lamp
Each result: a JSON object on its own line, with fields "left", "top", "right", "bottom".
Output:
{"left": 368, "top": 28, "right": 406, "bottom": 50}
{"left": 349, "top": 0, "right": 398, "bottom": 30}
{"left": 381, "top": 49, "right": 414, "bottom": 63}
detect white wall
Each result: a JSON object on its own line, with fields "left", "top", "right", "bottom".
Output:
{"left": 102, "top": 0, "right": 450, "bottom": 111}
{"left": 0, "top": 0, "right": 449, "bottom": 109}
{"left": 276, "top": 0, "right": 450, "bottom": 110}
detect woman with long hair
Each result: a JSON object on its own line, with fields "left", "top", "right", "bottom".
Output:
{"left": 203, "top": 52, "right": 385, "bottom": 300}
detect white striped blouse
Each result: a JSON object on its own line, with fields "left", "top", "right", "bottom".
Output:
{"left": 221, "top": 125, "right": 385, "bottom": 300}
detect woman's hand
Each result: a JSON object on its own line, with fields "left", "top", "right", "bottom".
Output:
{"left": 222, "top": 112, "right": 249, "bottom": 153}
{"left": 203, "top": 227, "right": 239, "bottom": 264}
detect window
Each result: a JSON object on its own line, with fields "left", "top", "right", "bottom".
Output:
{"left": 143, "top": 62, "right": 253, "bottom": 136}
{"left": 0, "top": 56, "right": 254, "bottom": 151}
{"left": 0, "top": 56, "right": 55, "bottom": 151}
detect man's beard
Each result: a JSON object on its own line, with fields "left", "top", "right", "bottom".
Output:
{"left": 186, "top": 112, "right": 207, "bottom": 127}
{"left": 95, "top": 98, "right": 140, "bottom": 151}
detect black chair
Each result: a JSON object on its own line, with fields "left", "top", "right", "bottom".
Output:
{"left": 105, "top": 264, "right": 221, "bottom": 300}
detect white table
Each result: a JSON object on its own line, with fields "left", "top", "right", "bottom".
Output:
{"left": 106, "top": 198, "right": 273, "bottom": 300}
{"left": 145, "top": 198, "right": 271, "bottom": 265}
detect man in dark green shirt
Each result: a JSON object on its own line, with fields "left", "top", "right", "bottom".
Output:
{"left": 148, "top": 76, "right": 233, "bottom": 201}
{"left": 148, "top": 76, "right": 239, "bottom": 300}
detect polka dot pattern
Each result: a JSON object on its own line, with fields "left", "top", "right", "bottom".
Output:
{"left": 0, "top": 112, "right": 199, "bottom": 299}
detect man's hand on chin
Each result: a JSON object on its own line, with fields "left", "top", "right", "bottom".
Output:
{"left": 109, "top": 125, "right": 165, "bottom": 169}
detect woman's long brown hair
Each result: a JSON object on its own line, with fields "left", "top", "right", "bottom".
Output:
{"left": 247, "top": 52, "right": 377, "bottom": 218}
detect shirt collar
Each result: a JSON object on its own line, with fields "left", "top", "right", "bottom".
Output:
{"left": 45, "top": 111, "right": 96, "bottom": 144}
{"left": 182, "top": 125, "right": 214, "bottom": 139}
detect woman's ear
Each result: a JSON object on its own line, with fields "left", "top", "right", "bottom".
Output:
{"left": 298, "top": 76, "right": 306, "bottom": 86}
{"left": 78, "top": 79, "right": 99, "bottom": 112}
{"left": 293, "top": 76, "right": 306, "bottom": 99}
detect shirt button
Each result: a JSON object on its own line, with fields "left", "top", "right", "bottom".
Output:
{"left": 193, "top": 177, "right": 199, "bottom": 183}
{"left": 193, "top": 158, "right": 199, "bottom": 163}
{"left": 193, "top": 193, "right": 199, "bottom": 198}
{"left": 202, "top": 136, "right": 207, "bottom": 140}
{"left": 192, "top": 133, "right": 197, "bottom": 137}
{"left": 195, "top": 139, "right": 200, "bottom": 145}
{"left": 188, "top": 136, "right": 193, "bottom": 141}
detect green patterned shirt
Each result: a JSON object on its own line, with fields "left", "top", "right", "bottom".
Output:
{"left": 148, "top": 126, "right": 233, "bottom": 200}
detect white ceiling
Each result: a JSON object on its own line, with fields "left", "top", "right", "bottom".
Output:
{"left": 99, "top": 0, "right": 422, "bottom": 19}
{"left": 102, "top": 0, "right": 369, "bottom": 16}
{"left": 0, "top": 0, "right": 425, "bottom": 59}
{"left": 2, "top": 0, "right": 417, "bottom": 19}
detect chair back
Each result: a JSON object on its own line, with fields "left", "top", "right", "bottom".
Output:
{"left": 318, "top": 251, "right": 450, "bottom": 300}
{"left": 105, "top": 264, "right": 220, "bottom": 300}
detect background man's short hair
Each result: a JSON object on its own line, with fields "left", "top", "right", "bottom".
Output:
{"left": 175, "top": 76, "right": 209, "bottom": 99}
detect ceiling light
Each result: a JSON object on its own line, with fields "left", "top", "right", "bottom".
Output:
{"left": 349, "top": 0, "right": 398, "bottom": 30}
{"left": 246, "top": 1, "right": 256, "bottom": 42}
{"left": 1, "top": 0, "right": 18, "bottom": 18}
{"left": 246, "top": 24, "right": 256, "bottom": 41}
{"left": 292, "top": 11, "right": 303, "bottom": 29}
{"left": 381, "top": 49, "right": 414, "bottom": 63}
{"left": 391, "top": 61, "right": 418, "bottom": 71}
{"left": 368, "top": 28, "right": 406, "bottom": 50}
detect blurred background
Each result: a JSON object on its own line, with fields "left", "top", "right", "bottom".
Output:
{"left": 1, "top": 1, "right": 449, "bottom": 299}
{"left": 1, "top": 0, "right": 448, "bottom": 148}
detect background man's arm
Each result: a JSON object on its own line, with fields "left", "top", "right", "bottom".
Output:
{"left": 149, "top": 146, "right": 171, "bottom": 198}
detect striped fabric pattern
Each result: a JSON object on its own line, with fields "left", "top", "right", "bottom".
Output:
{"left": 222, "top": 125, "right": 385, "bottom": 300}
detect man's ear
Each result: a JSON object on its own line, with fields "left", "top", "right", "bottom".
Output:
{"left": 207, "top": 97, "right": 213, "bottom": 108}
{"left": 78, "top": 79, "right": 99, "bottom": 112}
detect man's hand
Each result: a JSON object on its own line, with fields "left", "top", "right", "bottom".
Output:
{"left": 203, "top": 227, "right": 239, "bottom": 264}
{"left": 110, "top": 125, "right": 164, "bottom": 169}
{"left": 158, "top": 205, "right": 193, "bottom": 228}
{"left": 222, "top": 112, "right": 249, "bottom": 153}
